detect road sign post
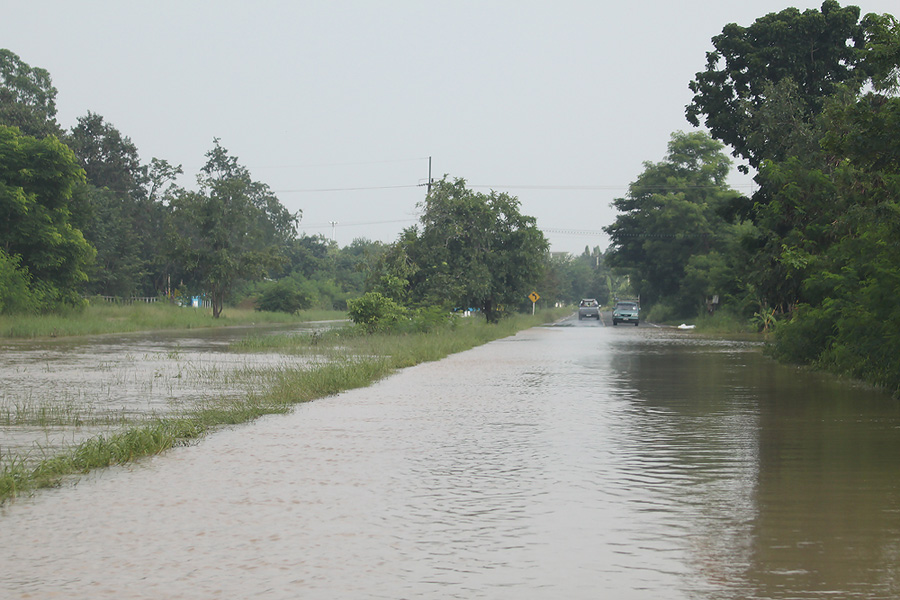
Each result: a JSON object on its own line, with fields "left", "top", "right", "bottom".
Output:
{"left": 528, "top": 291, "right": 540, "bottom": 315}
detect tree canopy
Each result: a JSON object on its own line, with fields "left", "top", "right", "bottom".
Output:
{"left": 0, "top": 49, "right": 62, "bottom": 139}
{"left": 0, "top": 125, "right": 95, "bottom": 308}
{"left": 685, "top": 1, "right": 888, "bottom": 171}
{"left": 68, "top": 111, "right": 148, "bottom": 198}
{"left": 387, "top": 178, "right": 548, "bottom": 322}
{"left": 604, "top": 131, "right": 743, "bottom": 316}
{"left": 167, "top": 140, "right": 299, "bottom": 317}
{"left": 0, "top": 49, "right": 402, "bottom": 316}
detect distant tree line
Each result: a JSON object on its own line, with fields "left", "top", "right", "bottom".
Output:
{"left": 0, "top": 48, "right": 403, "bottom": 316}
{"left": 1, "top": 48, "right": 564, "bottom": 321}
{"left": 604, "top": 1, "right": 900, "bottom": 395}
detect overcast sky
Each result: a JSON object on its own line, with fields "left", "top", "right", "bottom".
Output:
{"left": 6, "top": 1, "right": 898, "bottom": 254}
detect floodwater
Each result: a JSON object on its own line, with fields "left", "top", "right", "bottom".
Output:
{"left": 0, "top": 322, "right": 335, "bottom": 461}
{"left": 1, "top": 316, "right": 899, "bottom": 599}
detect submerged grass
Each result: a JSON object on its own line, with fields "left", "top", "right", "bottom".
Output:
{"left": 0, "top": 302, "right": 345, "bottom": 339}
{"left": 0, "top": 397, "right": 132, "bottom": 427}
{"left": 0, "top": 308, "right": 567, "bottom": 503}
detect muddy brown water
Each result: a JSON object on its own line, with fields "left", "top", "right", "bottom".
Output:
{"left": 1, "top": 317, "right": 899, "bottom": 599}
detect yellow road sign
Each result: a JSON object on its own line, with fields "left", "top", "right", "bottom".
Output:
{"left": 528, "top": 291, "right": 540, "bottom": 303}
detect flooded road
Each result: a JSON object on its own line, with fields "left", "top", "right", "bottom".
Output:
{"left": 1, "top": 317, "right": 899, "bottom": 599}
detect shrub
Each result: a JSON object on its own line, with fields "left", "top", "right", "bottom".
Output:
{"left": 346, "top": 291, "right": 406, "bottom": 332}
{"left": 255, "top": 279, "right": 315, "bottom": 314}
{"left": 770, "top": 303, "right": 836, "bottom": 364}
{"left": 645, "top": 302, "right": 678, "bottom": 324}
{"left": 403, "top": 305, "right": 457, "bottom": 333}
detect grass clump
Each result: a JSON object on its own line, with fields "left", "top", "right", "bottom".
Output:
{"left": 691, "top": 310, "right": 759, "bottom": 335}
{"left": 0, "top": 308, "right": 565, "bottom": 503}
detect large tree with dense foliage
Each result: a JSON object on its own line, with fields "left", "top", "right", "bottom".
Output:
{"left": 67, "top": 111, "right": 148, "bottom": 197}
{"left": 604, "top": 131, "right": 744, "bottom": 318}
{"left": 0, "top": 125, "right": 95, "bottom": 309}
{"left": 395, "top": 178, "right": 548, "bottom": 322}
{"left": 0, "top": 49, "right": 63, "bottom": 139}
{"left": 684, "top": 1, "right": 895, "bottom": 171}
{"left": 167, "top": 140, "right": 298, "bottom": 317}
{"left": 66, "top": 113, "right": 173, "bottom": 297}
{"left": 767, "top": 93, "right": 900, "bottom": 394}
{"left": 684, "top": 2, "right": 900, "bottom": 394}
{"left": 687, "top": 2, "right": 900, "bottom": 317}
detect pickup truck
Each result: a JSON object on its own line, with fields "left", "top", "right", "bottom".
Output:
{"left": 578, "top": 298, "right": 600, "bottom": 320}
{"left": 612, "top": 301, "right": 640, "bottom": 326}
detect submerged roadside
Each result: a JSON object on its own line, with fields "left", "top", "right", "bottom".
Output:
{"left": 0, "top": 309, "right": 568, "bottom": 504}
{"left": 0, "top": 301, "right": 344, "bottom": 340}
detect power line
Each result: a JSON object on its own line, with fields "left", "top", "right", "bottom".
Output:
{"left": 470, "top": 183, "right": 755, "bottom": 191}
{"left": 273, "top": 182, "right": 754, "bottom": 195}
{"left": 273, "top": 184, "right": 421, "bottom": 193}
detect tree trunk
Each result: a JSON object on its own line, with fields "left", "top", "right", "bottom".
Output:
{"left": 212, "top": 287, "right": 223, "bottom": 318}
{"left": 483, "top": 298, "right": 498, "bottom": 323}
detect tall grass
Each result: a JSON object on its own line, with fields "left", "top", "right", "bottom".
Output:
{"left": 0, "top": 302, "right": 345, "bottom": 339}
{"left": 0, "top": 308, "right": 567, "bottom": 503}
{"left": 691, "top": 309, "right": 758, "bottom": 335}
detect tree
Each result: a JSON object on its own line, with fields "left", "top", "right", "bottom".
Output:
{"left": 767, "top": 93, "right": 900, "bottom": 393}
{"left": 66, "top": 113, "right": 166, "bottom": 297}
{"left": 67, "top": 112, "right": 148, "bottom": 198}
{"left": 403, "top": 177, "right": 548, "bottom": 322}
{"left": 168, "top": 140, "right": 298, "bottom": 317}
{"left": 860, "top": 12, "right": 900, "bottom": 94}
{"left": 77, "top": 186, "right": 149, "bottom": 297}
{"left": 538, "top": 247, "right": 614, "bottom": 308}
{"left": 604, "top": 132, "right": 743, "bottom": 317}
{"left": 685, "top": 1, "right": 875, "bottom": 171}
{"left": 0, "top": 125, "right": 95, "bottom": 308}
{"left": 0, "top": 49, "right": 62, "bottom": 139}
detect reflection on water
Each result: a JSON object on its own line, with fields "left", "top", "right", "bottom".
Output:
{"left": 0, "top": 321, "right": 898, "bottom": 599}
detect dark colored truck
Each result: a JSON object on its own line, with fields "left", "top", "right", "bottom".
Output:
{"left": 578, "top": 298, "right": 600, "bottom": 320}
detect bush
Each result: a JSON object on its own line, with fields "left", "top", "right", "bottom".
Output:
{"left": 770, "top": 303, "right": 836, "bottom": 365}
{"left": 255, "top": 279, "right": 315, "bottom": 314}
{"left": 346, "top": 292, "right": 406, "bottom": 332}
{"left": 403, "top": 305, "right": 457, "bottom": 333}
{"left": 645, "top": 302, "right": 678, "bottom": 324}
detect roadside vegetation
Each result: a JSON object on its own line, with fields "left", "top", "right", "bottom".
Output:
{"left": 0, "top": 308, "right": 567, "bottom": 504}
{"left": 603, "top": 4, "right": 900, "bottom": 395}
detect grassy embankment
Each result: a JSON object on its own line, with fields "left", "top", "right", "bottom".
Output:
{"left": 637, "top": 305, "right": 762, "bottom": 336}
{"left": 0, "top": 301, "right": 345, "bottom": 339}
{"left": 0, "top": 307, "right": 569, "bottom": 503}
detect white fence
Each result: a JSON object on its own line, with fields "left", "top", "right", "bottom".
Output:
{"left": 94, "top": 295, "right": 160, "bottom": 304}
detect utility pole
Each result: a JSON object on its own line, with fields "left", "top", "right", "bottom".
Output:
{"left": 330, "top": 221, "right": 337, "bottom": 242}
{"left": 426, "top": 156, "right": 432, "bottom": 195}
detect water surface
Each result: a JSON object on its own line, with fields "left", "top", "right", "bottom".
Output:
{"left": 1, "top": 319, "right": 898, "bottom": 598}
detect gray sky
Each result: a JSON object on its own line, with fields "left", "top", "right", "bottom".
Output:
{"left": 6, "top": 1, "right": 898, "bottom": 254}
